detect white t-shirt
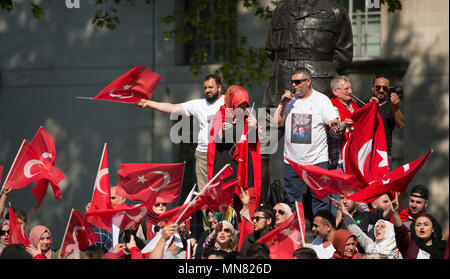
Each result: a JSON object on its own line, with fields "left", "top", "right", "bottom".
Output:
{"left": 181, "top": 96, "right": 224, "bottom": 153}
{"left": 311, "top": 238, "right": 336, "bottom": 259}
{"left": 279, "top": 89, "right": 338, "bottom": 165}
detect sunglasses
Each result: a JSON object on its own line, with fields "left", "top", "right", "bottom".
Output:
{"left": 154, "top": 203, "right": 167, "bottom": 207}
{"left": 275, "top": 209, "right": 286, "bottom": 215}
{"left": 0, "top": 230, "right": 9, "bottom": 236}
{"left": 291, "top": 79, "right": 308, "bottom": 85}
{"left": 251, "top": 216, "right": 266, "bottom": 222}
{"left": 221, "top": 228, "right": 232, "bottom": 233}
{"left": 374, "top": 85, "right": 388, "bottom": 91}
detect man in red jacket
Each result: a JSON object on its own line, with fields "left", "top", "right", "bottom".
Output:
{"left": 399, "top": 184, "right": 428, "bottom": 229}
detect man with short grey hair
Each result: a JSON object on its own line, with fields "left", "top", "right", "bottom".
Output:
{"left": 328, "top": 75, "right": 359, "bottom": 170}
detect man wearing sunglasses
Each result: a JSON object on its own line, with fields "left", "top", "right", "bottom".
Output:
{"left": 275, "top": 68, "right": 341, "bottom": 216}
{"left": 239, "top": 207, "right": 275, "bottom": 256}
{"left": 370, "top": 74, "right": 405, "bottom": 161}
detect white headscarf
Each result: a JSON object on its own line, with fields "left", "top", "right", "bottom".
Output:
{"left": 371, "top": 219, "right": 397, "bottom": 256}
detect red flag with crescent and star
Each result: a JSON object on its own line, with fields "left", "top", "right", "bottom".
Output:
{"left": 60, "top": 209, "right": 99, "bottom": 259}
{"left": 85, "top": 143, "right": 114, "bottom": 231}
{"left": 343, "top": 101, "right": 390, "bottom": 185}
{"left": 258, "top": 201, "right": 306, "bottom": 259}
{"left": 347, "top": 150, "right": 432, "bottom": 204}
{"left": 116, "top": 162, "right": 185, "bottom": 203}
{"left": 29, "top": 127, "right": 63, "bottom": 211}
{"left": 286, "top": 157, "right": 361, "bottom": 200}
{"left": 8, "top": 203, "right": 32, "bottom": 247}
{"left": 90, "top": 143, "right": 111, "bottom": 210}
{"left": 2, "top": 140, "right": 65, "bottom": 192}
{"left": 92, "top": 66, "right": 163, "bottom": 105}
{"left": 84, "top": 202, "right": 152, "bottom": 231}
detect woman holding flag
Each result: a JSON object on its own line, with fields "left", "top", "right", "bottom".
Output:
{"left": 207, "top": 85, "right": 262, "bottom": 218}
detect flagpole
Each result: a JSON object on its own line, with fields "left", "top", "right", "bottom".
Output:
{"left": 59, "top": 209, "right": 74, "bottom": 257}
{"left": 174, "top": 164, "right": 230, "bottom": 225}
{"left": 350, "top": 94, "right": 367, "bottom": 106}
{"left": 1, "top": 140, "right": 26, "bottom": 189}
{"left": 295, "top": 202, "right": 306, "bottom": 247}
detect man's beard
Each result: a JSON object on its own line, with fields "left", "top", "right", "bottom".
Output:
{"left": 206, "top": 92, "right": 219, "bottom": 103}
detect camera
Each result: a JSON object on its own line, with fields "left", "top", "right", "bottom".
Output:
{"left": 387, "top": 86, "right": 403, "bottom": 99}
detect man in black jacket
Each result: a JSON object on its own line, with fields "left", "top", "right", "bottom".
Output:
{"left": 240, "top": 207, "right": 276, "bottom": 256}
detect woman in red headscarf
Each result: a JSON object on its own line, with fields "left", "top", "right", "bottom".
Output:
{"left": 331, "top": 229, "right": 361, "bottom": 259}
{"left": 207, "top": 85, "right": 262, "bottom": 217}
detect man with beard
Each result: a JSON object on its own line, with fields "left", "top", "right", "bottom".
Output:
{"left": 239, "top": 207, "right": 275, "bottom": 256}
{"left": 369, "top": 74, "right": 405, "bottom": 163}
{"left": 137, "top": 74, "right": 224, "bottom": 233}
{"left": 399, "top": 185, "right": 429, "bottom": 230}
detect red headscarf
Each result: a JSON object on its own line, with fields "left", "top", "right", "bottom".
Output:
{"left": 331, "top": 229, "right": 361, "bottom": 259}
{"left": 224, "top": 85, "right": 249, "bottom": 110}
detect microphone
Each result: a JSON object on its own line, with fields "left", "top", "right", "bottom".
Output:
{"left": 280, "top": 89, "right": 295, "bottom": 105}
{"left": 280, "top": 97, "right": 289, "bottom": 105}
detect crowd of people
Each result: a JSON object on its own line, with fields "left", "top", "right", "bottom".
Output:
{"left": 0, "top": 71, "right": 448, "bottom": 259}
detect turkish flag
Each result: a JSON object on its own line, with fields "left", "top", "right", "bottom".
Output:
{"left": 286, "top": 157, "right": 360, "bottom": 200}
{"left": 258, "top": 201, "right": 306, "bottom": 259}
{"left": 85, "top": 143, "right": 113, "bottom": 230}
{"left": 116, "top": 162, "right": 185, "bottom": 203}
{"left": 347, "top": 150, "right": 432, "bottom": 203}
{"left": 29, "top": 127, "right": 63, "bottom": 211}
{"left": 0, "top": 165, "right": 3, "bottom": 184}
{"left": 90, "top": 143, "right": 111, "bottom": 210}
{"left": 92, "top": 66, "right": 163, "bottom": 105}
{"left": 84, "top": 202, "right": 152, "bottom": 231}
{"left": 233, "top": 122, "right": 249, "bottom": 191}
{"left": 343, "top": 101, "right": 390, "bottom": 185}
{"left": 159, "top": 165, "right": 235, "bottom": 225}
{"left": 2, "top": 140, "right": 65, "bottom": 191}
{"left": 8, "top": 203, "right": 31, "bottom": 247}
{"left": 60, "top": 209, "right": 99, "bottom": 259}
{"left": 200, "top": 178, "right": 239, "bottom": 215}
{"left": 159, "top": 198, "right": 207, "bottom": 226}
{"left": 238, "top": 215, "right": 254, "bottom": 251}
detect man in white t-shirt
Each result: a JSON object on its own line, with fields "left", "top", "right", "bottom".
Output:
{"left": 137, "top": 74, "right": 224, "bottom": 230}
{"left": 274, "top": 68, "right": 340, "bottom": 215}
{"left": 311, "top": 210, "right": 336, "bottom": 259}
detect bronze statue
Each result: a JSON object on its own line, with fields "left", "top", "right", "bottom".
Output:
{"left": 260, "top": 0, "right": 353, "bottom": 206}
{"left": 264, "top": 0, "right": 353, "bottom": 105}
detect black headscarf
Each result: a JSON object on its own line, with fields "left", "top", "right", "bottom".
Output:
{"left": 410, "top": 213, "right": 447, "bottom": 259}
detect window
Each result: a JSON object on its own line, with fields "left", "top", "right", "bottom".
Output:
{"left": 181, "top": 0, "right": 237, "bottom": 65}
{"left": 344, "top": 0, "right": 382, "bottom": 58}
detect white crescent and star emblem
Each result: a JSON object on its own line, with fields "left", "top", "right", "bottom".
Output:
{"left": 23, "top": 159, "right": 45, "bottom": 178}
{"left": 137, "top": 175, "right": 148, "bottom": 184}
{"left": 94, "top": 168, "right": 109, "bottom": 195}
{"left": 301, "top": 170, "right": 323, "bottom": 191}
{"left": 148, "top": 171, "right": 171, "bottom": 192}
{"left": 377, "top": 149, "right": 389, "bottom": 168}
{"left": 358, "top": 139, "right": 373, "bottom": 176}
{"left": 108, "top": 84, "right": 134, "bottom": 99}
{"left": 72, "top": 226, "right": 85, "bottom": 247}
{"left": 41, "top": 152, "right": 53, "bottom": 160}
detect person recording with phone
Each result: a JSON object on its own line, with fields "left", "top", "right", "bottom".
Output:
{"left": 369, "top": 74, "right": 405, "bottom": 165}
